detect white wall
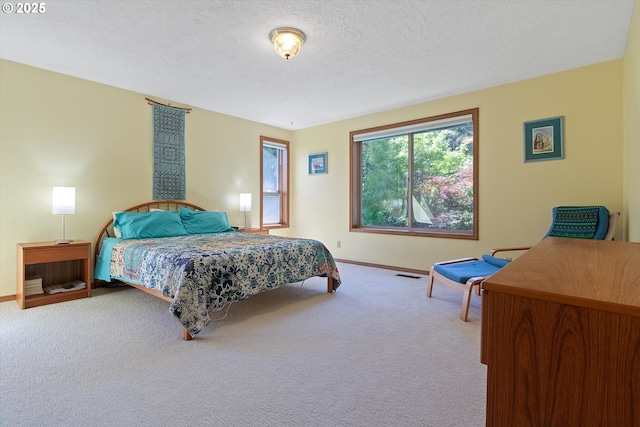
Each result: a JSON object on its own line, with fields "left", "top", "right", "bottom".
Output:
{"left": 286, "top": 60, "right": 625, "bottom": 271}
{"left": 623, "top": 0, "right": 640, "bottom": 241}
{"left": 0, "top": 59, "right": 290, "bottom": 297}
{"left": 0, "top": 48, "right": 635, "bottom": 297}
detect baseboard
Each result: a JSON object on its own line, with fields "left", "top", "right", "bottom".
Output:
{"left": 334, "top": 258, "right": 430, "bottom": 276}
{"left": 0, "top": 294, "right": 16, "bottom": 303}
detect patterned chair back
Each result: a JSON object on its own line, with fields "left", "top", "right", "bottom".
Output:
{"left": 544, "top": 206, "right": 610, "bottom": 240}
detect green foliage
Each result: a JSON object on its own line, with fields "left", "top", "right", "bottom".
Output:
{"left": 362, "top": 137, "right": 408, "bottom": 226}
{"left": 361, "top": 123, "right": 474, "bottom": 230}
{"left": 263, "top": 146, "right": 279, "bottom": 192}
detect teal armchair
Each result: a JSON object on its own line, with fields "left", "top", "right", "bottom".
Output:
{"left": 427, "top": 206, "right": 619, "bottom": 321}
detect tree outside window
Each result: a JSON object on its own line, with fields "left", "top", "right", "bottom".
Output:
{"left": 351, "top": 109, "right": 478, "bottom": 239}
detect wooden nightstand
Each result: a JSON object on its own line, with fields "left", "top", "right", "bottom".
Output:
{"left": 17, "top": 240, "right": 91, "bottom": 309}
{"left": 238, "top": 228, "right": 269, "bottom": 235}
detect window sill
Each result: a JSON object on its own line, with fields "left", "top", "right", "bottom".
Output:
{"left": 349, "top": 226, "right": 477, "bottom": 240}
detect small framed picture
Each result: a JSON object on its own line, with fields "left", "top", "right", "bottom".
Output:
{"left": 308, "top": 152, "right": 327, "bottom": 175}
{"left": 524, "top": 116, "right": 564, "bottom": 162}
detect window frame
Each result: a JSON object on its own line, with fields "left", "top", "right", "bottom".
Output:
{"left": 349, "top": 108, "right": 479, "bottom": 240}
{"left": 260, "top": 136, "right": 290, "bottom": 229}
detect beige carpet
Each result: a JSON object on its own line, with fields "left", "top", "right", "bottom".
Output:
{"left": 0, "top": 262, "right": 486, "bottom": 426}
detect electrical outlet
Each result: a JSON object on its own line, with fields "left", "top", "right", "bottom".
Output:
{"left": 337, "top": 241, "right": 341, "bottom": 248}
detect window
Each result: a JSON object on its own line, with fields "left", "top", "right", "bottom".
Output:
{"left": 350, "top": 108, "right": 478, "bottom": 239}
{"left": 261, "top": 136, "right": 289, "bottom": 228}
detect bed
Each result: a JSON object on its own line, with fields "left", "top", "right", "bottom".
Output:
{"left": 94, "top": 201, "right": 341, "bottom": 340}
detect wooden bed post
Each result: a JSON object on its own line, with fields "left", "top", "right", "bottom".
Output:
{"left": 327, "top": 277, "right": 335, "bottom": 293}
{"left": 183, "top": 329, "right": 193, "bottom": 341}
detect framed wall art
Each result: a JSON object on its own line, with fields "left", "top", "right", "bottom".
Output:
{"left": 523, "top": 116, "right": 564, "bottom": 162}
{"left": 308, "top": 152, "right": 327, "bottom": 175}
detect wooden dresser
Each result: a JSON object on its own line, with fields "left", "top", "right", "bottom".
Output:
{"left": 481, "top": 237, "right": 640, "bottom": 427}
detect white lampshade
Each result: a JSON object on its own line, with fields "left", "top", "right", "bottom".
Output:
{"left": 240, "top": 193, "right": 252, "bottom": 212}
{"left": 52, "top": 187, "right": 75, "bottom": 215}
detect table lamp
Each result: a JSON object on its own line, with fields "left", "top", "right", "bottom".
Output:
{"left": 240, "top": 193, "right": 252, "bottom": 229}
{"left": 52, "top": 186, "right": 75, "bottom": 244}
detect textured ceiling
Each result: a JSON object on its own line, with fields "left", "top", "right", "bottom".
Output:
{"left": 0, "top": 0, "right": 635, "bottom": 130}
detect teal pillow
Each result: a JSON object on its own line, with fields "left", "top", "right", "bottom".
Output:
{"left": 179, "top": 207, "right": 234, "bottom": 234}
{"left": 482, "top": 254, "right": 511, "bottom": 268}
{"left": 114, "top": 210, "right": 187, "bottom": 239}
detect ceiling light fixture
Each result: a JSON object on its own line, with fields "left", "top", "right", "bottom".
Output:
{"left": 269, "top": 27, "right": 306, "bottom": 60}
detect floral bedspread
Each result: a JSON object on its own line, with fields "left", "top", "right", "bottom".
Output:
{"left": 108, "top": 232, "right": 341, "bottom": 336}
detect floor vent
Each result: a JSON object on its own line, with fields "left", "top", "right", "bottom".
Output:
{"left": 395, "top": 273, "right": 422, "bottom": 279}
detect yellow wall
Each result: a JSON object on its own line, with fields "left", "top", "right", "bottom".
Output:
{"left": 0, "top": 60, "right": 290, "bottom": 297}
{"left": 0, "top": 39, "right": 634, "bottom": 297}
{"left": 624, "top": 0, "right": 640, "bottom": 241}
{"left": 287, "top": 60, "right": 624, "bottom": 270}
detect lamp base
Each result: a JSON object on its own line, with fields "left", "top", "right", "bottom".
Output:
{"left": 54, "top": 239, "right": 72, "bottom": 245}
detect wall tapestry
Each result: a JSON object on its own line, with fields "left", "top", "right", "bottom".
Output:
{"left": 153, "top": 104, "right": 186, "bottom": 200}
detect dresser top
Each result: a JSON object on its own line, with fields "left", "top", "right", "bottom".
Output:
{"left": 483, "top": 237, "right": 640, "bottom": 316}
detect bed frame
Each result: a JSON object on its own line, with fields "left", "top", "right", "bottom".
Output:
{"left": 94, "top": 200, "right": 335, "bottom": 340}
